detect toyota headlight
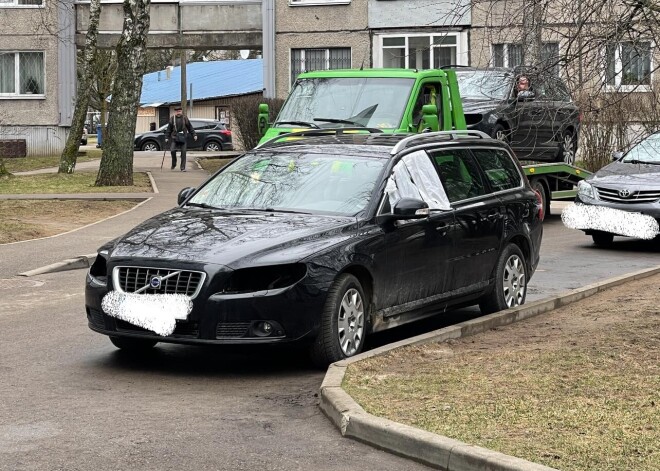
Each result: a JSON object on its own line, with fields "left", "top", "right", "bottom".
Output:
{"left": 577, "top": 180, "right": 596, "bottom": 199}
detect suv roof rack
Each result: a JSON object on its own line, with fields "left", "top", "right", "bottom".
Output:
{"left": 256, "top": 127, "right": 385, "bottom": 149}
{"left": 390, "top": 130, "right": 491, "bottom": 154}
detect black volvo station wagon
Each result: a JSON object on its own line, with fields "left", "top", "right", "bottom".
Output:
{"left": 85, "top": 130, "right": 544, "bottom": 366}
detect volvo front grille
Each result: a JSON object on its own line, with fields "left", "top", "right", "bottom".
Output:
{"left": 113, "top": 266, "right": 205, "bottom": 299}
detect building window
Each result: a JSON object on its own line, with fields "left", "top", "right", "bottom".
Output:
{"left": 289, "top": 0, "right": 350, "bottom": 5}
{"left": 0, "top": 0, "right": 43, "bottom": 6}
{"left": 291, "top": 48, "right": 351, "bottom": 85}
{"left": 492, "top": 42, "right": 560, "bottom": 75}
{"left": 379, "top": 33, "right": 466, "bottom": 69}
{"left": 0, "top": 52, "right": 45, "bottom": 96}
{"left": 605, "top": 42, "right": 651, "bottom": 89}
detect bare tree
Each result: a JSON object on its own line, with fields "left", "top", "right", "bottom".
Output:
{"left": 88, "top": 49, "right": 118, "bottom": 147}
{"left": 95, "top": 0, "right": 151, "bottom": 187}
{"left": 58, "top": 0, "right": 102, "bottom": 174}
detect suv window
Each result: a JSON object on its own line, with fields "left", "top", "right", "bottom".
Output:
{"left": 471, "top": 148, "right": 522, "bottom": 192}
{"left": 192, "top": 121, "right": 217, "bottom": 130}
{"left": 430, "top": 149, "right": 486, "bottom": 202}
{"left": 546, "top": 78, "right": 572, "bottom": 102}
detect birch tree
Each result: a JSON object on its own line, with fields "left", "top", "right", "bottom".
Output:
{"left": 95, "top": 0, "right": 151, "bottom": 186}
{"left": 58, "top": 0, "right": 102, "bottom": 174}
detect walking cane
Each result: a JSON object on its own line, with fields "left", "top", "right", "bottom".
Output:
{"left": 160, "top": 147, "right": 166, "bottom": 171}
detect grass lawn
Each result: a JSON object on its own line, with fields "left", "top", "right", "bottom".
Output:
{"left": 344, "top": 274, "right": 660, "bottom": 471}
{"left": 197, "top": 157, "right": 234, "bottom": 174}
{"left": 0, "top": 200, "right": 139, "bottom": 244}
{"left": 0, "top": 171, "right": 152, "bottom": 194}
{"left": 2, "top": 151, "right": 102, "bottom": 173}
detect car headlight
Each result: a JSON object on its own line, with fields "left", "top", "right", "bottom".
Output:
{"left": 577, "top": 180, "right": 596, "bottom": 199}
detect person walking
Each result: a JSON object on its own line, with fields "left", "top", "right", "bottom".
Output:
{"left": 165, "top": 106, "right": 197, "bottom": 172}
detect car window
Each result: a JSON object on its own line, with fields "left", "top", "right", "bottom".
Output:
{"left": 384, "top": 150, "right": 451, "bottom": 211}
{"left": 430, "top": 149, "right": 486, "bottom": 203}
{"left": 192, "top": 121, "right": 215, "bottom": 130}
{"left": 471, "top": 148, "right": 523, "bottom": 192}
{"left": 548, "top": 78, "right": 572, "bottom": 102}
{"left": 622, "top": 133, "right": 660, "bottom": 163}
{"left": 455, "top": 70, "right": 511, "bottom": 100}
{"left": 190, "top": 151, "right": 386, "bottom": 216}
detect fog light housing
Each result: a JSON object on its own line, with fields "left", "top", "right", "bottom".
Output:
{"left": 251, "top": 320, "right": 284, "bottom": 338}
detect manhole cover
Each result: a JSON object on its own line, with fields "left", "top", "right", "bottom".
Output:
{"left": 0, "top": 278, "right": 45, "bottom": 290}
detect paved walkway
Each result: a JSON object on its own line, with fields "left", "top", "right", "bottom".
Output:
{"left": 0, "top": 151, "right": 237, "bottom": 278}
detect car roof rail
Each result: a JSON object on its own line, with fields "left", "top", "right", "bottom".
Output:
{"left": 256, "top": 127, "right": 384, "bottom": 149}
{"left": 390, "top": 130, "right": 491, "bottom": 155}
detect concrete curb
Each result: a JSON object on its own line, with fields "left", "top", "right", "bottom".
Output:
{"left": 320, "top": 265, "right": 660, "bottom": 471}
{"left": 19, "top": 253, "right": 98, "bottom": 277}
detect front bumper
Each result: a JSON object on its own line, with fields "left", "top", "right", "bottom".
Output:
{"left": 85, "top": 273, "right": 330, "bottom": 346}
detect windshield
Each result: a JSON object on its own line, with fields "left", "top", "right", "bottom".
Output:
{"left": 189, "top": 151, "right": 386, "bottom": 216}
{"left": 275, "top": 77, "right": 415, "bottom": 130}
{"left": 455, "top": 71, "right": 511, "bottom": 100}
{"left": 622, "top": 134, "right": 660, "bottom": 163}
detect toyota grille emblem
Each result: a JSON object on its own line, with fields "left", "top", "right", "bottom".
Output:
{"left": 150, "top": 276, "right": 162, "bottom": 289}
{"left": 618, "top": 188, "right": 631, "bottom": 198}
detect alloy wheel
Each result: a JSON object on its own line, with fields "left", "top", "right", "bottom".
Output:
{"left": 502, "top": 254, "right": 526, "bottom": 308}
{"left": 205, "top": 142, "right": 221, "bottom": 151}
{"left": 562, "top": 134, "right": 575, "bottom": 165}
{"left": 143, "top": 142, "right": 159, "bottom": 152}
{"left": 337, "top": 288, "right": 365, "bottom": 357}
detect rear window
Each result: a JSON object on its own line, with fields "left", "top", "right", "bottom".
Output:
{"left": 471, "top": 148, "right": 523, "bottom": 192}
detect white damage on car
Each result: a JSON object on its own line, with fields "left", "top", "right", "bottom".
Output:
{"left": 561, "top": 203, "right": 659, "bottom": 240}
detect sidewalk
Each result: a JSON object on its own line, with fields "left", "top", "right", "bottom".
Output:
{"left": 0, "top": 151, "right": 234, "bottom": 278}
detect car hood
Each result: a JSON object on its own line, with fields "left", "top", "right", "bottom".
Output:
{"left": 590, "top": 161, "right": 660, "bottom": 188}
{"left": 108, "top": 208, "right": 357, "bottom": 268}
{"left": 461, "top": 98, "right": 503, "bottom": 114}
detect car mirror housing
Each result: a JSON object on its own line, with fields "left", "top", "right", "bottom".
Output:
{"left": 377, "top": 198, "right": 430, "bottom": 225}
{"left": 177, "top": 187, "right": 195, "bottom": 205}
{"left": 516, "top": 90, "right": 535, "bottom": 102}
{"left": 611, "top": 151, "right": 624, "bottom": 161}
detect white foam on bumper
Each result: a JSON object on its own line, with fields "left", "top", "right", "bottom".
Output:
{"left": 101, "top": 291, "right": 193, "bottom": 336}
{"left": 561, "top": 204, "right": 659, "bottom": 240}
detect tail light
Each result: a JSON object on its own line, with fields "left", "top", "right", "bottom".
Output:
{"left": 220, "top": 129, "right": 232, "bottom": 136}
{"left": 534, "top": 189, "right": 544, "bottom": 221}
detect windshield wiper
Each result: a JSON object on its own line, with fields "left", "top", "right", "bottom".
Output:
{"left": 625, "top": 159, "right": 660, "bottom": 165}
{"left": 185, "top": 202, "right": 226, "bottom": 210}
{"left": 313, "top": 117, "right": 366, "bottom": 127}
{"left": 272, "top": 120, "right": 320, "bottom": 129}
{"left": 239, "top": 207, "right": 312, "bottom": 215}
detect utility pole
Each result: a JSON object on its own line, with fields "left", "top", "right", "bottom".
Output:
{"left": 178, "top": 4, "right": 187, "bottom": 116}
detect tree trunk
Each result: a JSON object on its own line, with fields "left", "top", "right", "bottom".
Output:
{"left": 522, "top": 1, "right": 544, "bottom": 68}
{"left": 95, "top": 0, "right": 151, "bottom": 187}
{"left": 58, "top": 0, "right": 101, "bottom": 174}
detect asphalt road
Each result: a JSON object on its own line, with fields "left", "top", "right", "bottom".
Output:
{"left": 0, "top": 208, "right": 658, "bottom": 470}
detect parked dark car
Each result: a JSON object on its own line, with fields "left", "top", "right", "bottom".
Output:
{"left": 86, "top": 130, "right": 544, "bottom": 366}
{"left": 133, "top": 118, "right": 233, "bottom": 152}
{"left": 454, "top": 67, "right": 581, "bottom": 164}
{"left": 567, "top": 132, "right": 660, "bottom": 246}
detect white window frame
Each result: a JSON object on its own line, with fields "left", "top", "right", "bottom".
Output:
{"left": 604, "top": 41, "right": 653, "bottom": 92}
{"left": 0, "top": 0, "right": 44, "bottom": 8}
{"left": 289, "top": 0, "right": 351, "bottom": 6}
{"left": 374, "top": 32, "right": 469, "bottom": 69}
{"left": 0, "top": 51, "right": 46, "bottom": 99}
{"left": 491, "top": 43, "right": 523, "bottom": 68}
{"left": 290, "top": 47, "right": 352, "bottom": 86}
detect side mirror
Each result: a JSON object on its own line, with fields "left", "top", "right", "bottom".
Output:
{"left": 516, "top": 90, "right": 535, "bottom": 102}
{"left": 611, "top": 151, "right": 624, "bottom": 161}
{"left": 377, "top": 198, "right": 430, "bottom": 225}
{"left": 258, "top": 103, "right": 270, "bottom": 136}
{"left": 177, "top": 187, "right": 195, "bottom": 205}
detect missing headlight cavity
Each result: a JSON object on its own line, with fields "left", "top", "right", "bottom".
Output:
{"left": 89, "top": 254, "right": 107, "bottom": 279}
{"left": 222, "top": 264, "right": 307, "bottom": 293}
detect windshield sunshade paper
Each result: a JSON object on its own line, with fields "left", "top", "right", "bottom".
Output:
{"left": 386, "top": 150, "right": 451, "bottom": 210}
{"left": 101, "top": 292, "right": 193, "bottom": 336}
{"left": 561, "top": 204, "right": 660, "bottom": 240}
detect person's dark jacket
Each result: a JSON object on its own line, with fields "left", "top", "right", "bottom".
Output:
{"left": 166, "top": 114, "right": 196, "bottom": 143}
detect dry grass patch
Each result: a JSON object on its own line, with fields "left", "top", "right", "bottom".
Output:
{"left": 344, "top": 274, "right": 660, "bottom": 471}
{"left": 0, "top": 171, "right": 151, "bottom": 194}
{"left": 0, "top": 200, "right": 139, "bottom": 244}
{"left": 197, "top": 157, "right": 234, "bottom": 175}
{"left": 2, "top": 152, "right": 101, "bottom": 173}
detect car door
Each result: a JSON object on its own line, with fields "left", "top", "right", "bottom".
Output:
{"left": 510, "top": 75, "right": 551, "bottom": 155}
{"left": 546, "top": 78, "right": 577, "bottom": 149}
{"left": 429, "top": 148, "right": 504, "bottom": 292}
{"left": 188, "top": 120, "right": 210, "bottom": 149}
{"left": 369, "top": 150, "right": 456, "bottom": 313}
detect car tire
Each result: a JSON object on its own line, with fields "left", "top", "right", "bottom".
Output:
{"left": 204, "top": 140, "right": 222, "bottom": 152}
{"left": 141, "top": 141, "right": 160, "bottom": 152}
{"left": 591, "top": 231, "right": 614, "bottom": 247}
{"left": 309, "top": 273, "right": 367, "bottom": 367}
{"left": 479, "top": 244, "right": 527, "bottom": 314}
{"left": 490, "top": 123, "right": 509, "bottom": 143}
{"left": 109, "top": 336, "right": 158, "bottom": 351}
{"left": 557, "top": 131, "right": 576, "bottom": 165}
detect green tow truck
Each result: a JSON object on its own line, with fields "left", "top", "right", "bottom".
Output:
{"left": 257, "top": 68, "right": 590, "bottom": 214}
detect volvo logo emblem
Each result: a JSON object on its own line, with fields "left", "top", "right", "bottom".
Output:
{"left": 149, "top": 276, "right": 162, "bottom": 289}
{"left": 618, "top": 188, "right": 631, "bottom": 198}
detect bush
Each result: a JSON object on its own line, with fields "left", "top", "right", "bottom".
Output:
{"left": 232, "top": 94, "right": 284, "bottom": 150}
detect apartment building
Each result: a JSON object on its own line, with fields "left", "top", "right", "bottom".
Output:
{"left": 0, "top": 0, "right": 76, "bottom": 156}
